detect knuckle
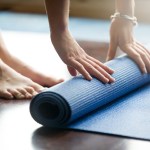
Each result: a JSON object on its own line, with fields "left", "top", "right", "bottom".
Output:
{"left": 66, "top": 57, "right": 73, "bottom": 62}
{"left": 94, "top": 65, "right": 100, "bottom": 70}
{"left": 76, "top": 63, "right": 83, "bottom": 69}
{"left": 76, "top": 57, "right": 82, "bottom": 62}
{"left": 135, "top": 54, "right": 141, "bottom": 59}
{"left": 139, "top": 63, "right": 145, "bottom": 68}
{"left": 141, "top": 53, "right": 147, "bottom": 58}
{"left": 122, "top": 44, "right": 130, "bottom": 50}
{"left": 101, "top": 64, "right": 107, "bottom": 69}
{"left": 87, "top": 65, "right": 93, "bottom": 70}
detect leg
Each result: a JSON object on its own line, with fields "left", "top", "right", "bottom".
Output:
{"left": 0, "top": 33, "right": 64, "bottom": 87}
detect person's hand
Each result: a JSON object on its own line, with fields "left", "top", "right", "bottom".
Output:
{"left": 107, "top": 18, "right": 150, "bottom": 73}
{"left": 51, "top": 29, "right": 115, "bottom": 83}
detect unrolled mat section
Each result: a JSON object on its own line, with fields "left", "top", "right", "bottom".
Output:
{"left": 30, "top": 55, "right": 150, "bottom": 140}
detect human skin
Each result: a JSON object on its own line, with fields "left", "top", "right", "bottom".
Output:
{"left": 0, "top": 58, "right": 43, "bottom": 99}
{"left": 0, "top": 33, "right": 64, "bottom": 87}
{"left": 45, "top": 0, "right": 150, "bottom": 79}
{"left": 0, "top": 33, "right": 63, "bottom": 99}
{"left": 0, "top": 0, "right": 149, "bottom": 100}
{"left": 107, "top": 0, "right": 150, "bottom": 73}
{"left": 44, "top": 0, "right": 115, "bottom": 83}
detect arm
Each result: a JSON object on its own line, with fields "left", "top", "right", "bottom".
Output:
{"left": 116, "top": 0, "right": 134, "bottom": 16}
{"left": 107, "top": 0, "right": 150, "bottom": 73}
{"left": 44, "top": 0, "right": 115, "bottom": 83}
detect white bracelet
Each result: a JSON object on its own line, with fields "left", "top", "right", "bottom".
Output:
{"left": 110, "top": 12, "right": 138, "bottom": 26}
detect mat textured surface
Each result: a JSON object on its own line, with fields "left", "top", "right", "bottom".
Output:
{"left": 30, "top": 55, "right": 150, "bottom": 140}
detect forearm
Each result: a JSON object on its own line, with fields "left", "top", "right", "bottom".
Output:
{"left": 44, "top": 0, "right": 69, "bottom": 34}
{"left": 115, "top": 0, "right": 135, "bottom": 16}
{"left": 44, "top": 0, "right": 115, "bottom": 82}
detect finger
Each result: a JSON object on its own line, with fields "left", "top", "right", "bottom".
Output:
{"left": 134, "top": 47, "right": 150, "bottom": 73}
{"left": 79, "top": 59, "right": 109, "bottom": 83}
{"left": 70, "top": 59, "right": 92, "bottom": 80}
{"left": 86, "top": 55, "right": 114, "bottom": 74}
{"left": 85, "top": 58, "right": 115, "bottom": 83}
{"left": 106, "top": 41, "right": 118, "bottom": 61}
{"left": 124, "top": 47, "right": 147, "bottom": 74}
{"left": 135, "top": 43, "right": 150, "bottom": 61}
{"left": 136, "top": 42, "right": 150, "bottom": 55}
{"left": 67, "top": 66, "right": 78, "bottom": 76}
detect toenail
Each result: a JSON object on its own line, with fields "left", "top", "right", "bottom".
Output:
{"left": 15, "top": 94, "right": 24, "bottom": 99}
{"left": 25, "top": 93, "right": 32, "bottom": 98}
{"left": 31, "top": 91, "right": 37, "bottom": 96}
{"left": 10, "top": 95, "right": 14, "bottom": 99}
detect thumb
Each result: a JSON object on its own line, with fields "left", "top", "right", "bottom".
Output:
{"left": 67, "top": 66, "right": 77, "bottom": 76}
{"left": 106, "top": 41, "right": 118, "bottom": 61}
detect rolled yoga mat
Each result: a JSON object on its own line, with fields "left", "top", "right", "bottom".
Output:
{"left": 30, "top": 55, "right": 150, "bottom": 140}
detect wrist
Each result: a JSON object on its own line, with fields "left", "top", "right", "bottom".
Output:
{"left": 51, "top": 23, "right": 69, "bottom": 34}
{"left": 51, "top": 26, "right": 69, "bottom": 38}
{"left": 51, "top": 28, "right": 73, "bottom": 47}
{"left": 111, "top": 12, "right": 137, "bottom": 26}
{"left": 111, "top": 18, "right": 134, "bottom": 31}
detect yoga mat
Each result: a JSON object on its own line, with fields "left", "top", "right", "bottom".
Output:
{"left": 30, "top": 55, "right": 150, "bottom": 140}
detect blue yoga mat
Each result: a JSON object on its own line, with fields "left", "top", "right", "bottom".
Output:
{"left": 30, "top": 55, "right": 150, "bottom": 140}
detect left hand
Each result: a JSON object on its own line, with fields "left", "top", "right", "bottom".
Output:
{"left": 107, "top": 18, "right": 150, "bottom": 73}
{"left": 51, "top": 30, "right": 115, "bottom": 83}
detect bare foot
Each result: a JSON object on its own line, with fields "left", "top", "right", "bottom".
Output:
{"left": 0, "top": 59, "right": 44, "bottom": 100}
{"left": 8, "top": 58, "right": 64, "bottom": 87}
{"left": 0, "top": 33, "right": 64, "bottom": 88}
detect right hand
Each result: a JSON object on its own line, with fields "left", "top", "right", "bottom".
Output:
{"left": 51, "top": 30, "right": 115, "bottom": 83}
{"left": 107, "top": 18, "right": 150, "bottom": 74}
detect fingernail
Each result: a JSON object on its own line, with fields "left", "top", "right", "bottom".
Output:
{"left": 111, "top": 69, "right": 115, "bottom": 73}
{"left": 105, "top": 78, "right": 109, "bottom": 83}
{"left": 111, "top": 77, "right": 115, "bottom": 82}
{"left": 143, "top": 68, "right": 147, "bottom": 74}
{"left": 109, "top": 70, "right": 115, "bottom": 75}
{"left": 88, "top": 77, "right": 92, "bottom": 81}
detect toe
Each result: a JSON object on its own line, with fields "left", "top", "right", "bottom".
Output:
{"left": 0, "top": 90, "right": 14, "bottom": 99}
{"left": 17, "top": 88, "right": 32, "bottom": 99}
{"left": 25, "top": 87, "right": 34, "bottom": 94}
{"left": 25, "top": 87, "right": 38, "bottom": 97}
{"left": 31, "top": 82, "right": 44, "bottom": 93}
{"left": 7, "top": 89, "right": 25, "bottom": 100}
